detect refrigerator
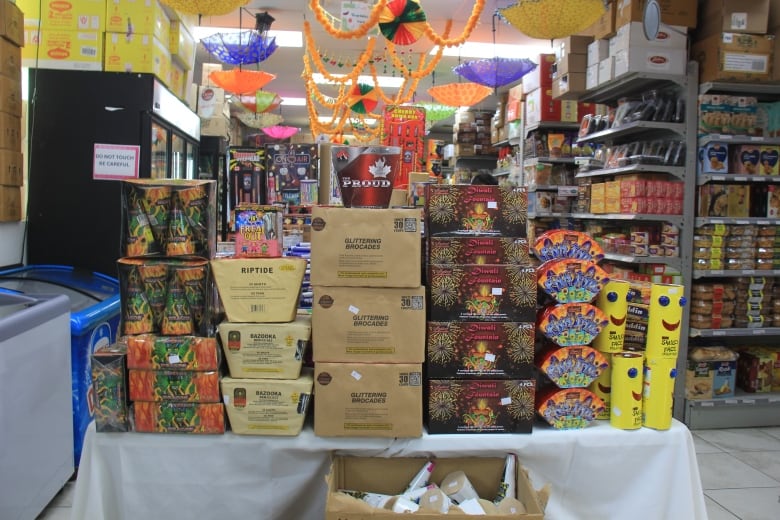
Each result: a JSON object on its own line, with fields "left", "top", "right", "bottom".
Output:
{"left": 0, "top": 264, "right": 121, "bottom": 467}
{"left": 199, "top": 135, "right": 229, "bottom": 241}
{"left": 0, "top": 290, "right": 73, "bottom": 520}
{"left": 26, "top": 69, "right": 201, "bottom": 277}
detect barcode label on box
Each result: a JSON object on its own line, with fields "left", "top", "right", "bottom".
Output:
{"left": 724, "top": 53, "right": 768, "bottom": 74}
{"left": 250, "top": 304, "right": 266, "bottom": 313}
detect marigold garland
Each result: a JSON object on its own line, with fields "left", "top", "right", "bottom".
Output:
{"left": 423, "top": 0, "right": 486, "bottom": 47}
{"left": 303, "top": 21, "right": 377, "bottom": 84}
{"left": 383, "top": 22, "right": 448, "bottom": 80}
{"left": 309, "top": 0, "right": 387, "bottom": 40}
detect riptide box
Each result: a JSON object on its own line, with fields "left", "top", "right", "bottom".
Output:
{"left": 310, "top": 206, "right": 421, "bottom": 288}
{"left": 312, "top": 285, "right": 425, "bottom": 363}
{"left": 425, "top": 184, "right": 528, "bottom": 237}
{"left": 18, "top": 0, "right": 105, "bottom": 32}
{"left": 22, "top": 27, "right": 102, "bottom": 70}
{"left": 217, "top": 317, "right": 311, "bottom": 379}
{"left": 314, "top": 362, "right": 423, "bottom": 438}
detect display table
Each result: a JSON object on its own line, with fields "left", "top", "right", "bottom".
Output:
{"left": 71, "top": 419, "right": 707, "bottom": 520}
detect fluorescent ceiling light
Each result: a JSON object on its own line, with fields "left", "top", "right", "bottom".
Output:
{"left": 311, "top": 73, "right": 404, "bottom": 89}
{"left": 431, "top": 41, "right": 552, "bottom": 59}
{"left": 281, "top": 97, "right": 307, "bottom": 106}
{"left": 317, "top": 116, "right": 377, "bottom": 125}
{"left": 192, "top": 27, "right": 303, "bottom": 48}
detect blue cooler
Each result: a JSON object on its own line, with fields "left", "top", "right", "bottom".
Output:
{"left": 0, "top": 265, "right": 120, "bottom": 466}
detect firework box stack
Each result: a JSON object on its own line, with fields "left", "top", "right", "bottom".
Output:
{"left": 424, "top": 184, "right": 537, "bottom": 434}
{"left": 310, "top": 206, "right": 425, "bottom": 437}
{"left": 533, "top": 230, "right": 609, "bottom": 430}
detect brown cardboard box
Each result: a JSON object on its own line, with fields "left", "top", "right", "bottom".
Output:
{"left": 590, "top": 182, "right": 606, "bottom": 213}
{"left": 0, "top": 0, "right": 24, "bottom": 47}
{"left": 0, "top": 111, "right": 21, "bottom": 151}
{"left": 522, "top": 53, "right": 556, "bottom": 92}
{"left": 310, "top": 206, "right": 422, "bottom": 288}
{"left": 0, "top": 184, "right": 21, "bottom": 221}
{"left": 579, "top": 0, "right": 617, "bottom": 40}
{"left": 0, "top": 38, "right": 20, "bottom": 81}
{"left": 554, "top": 53, "right": 589, "bottom": 78}
{"left": 0, "top": 149, "right": 22, "bottom": 185}
{"left": 0, "top": 75, "right": 21, "bottom": 116}
{"left": 324, "top": 456, "right": 546, "bottom": 520}
{"left": 692, "top": 33, "right": 774, "bottom": 83}
{"left": 311, "top": 285, "right": 426, "bottom": 363}
{"left": 553, "top": 35, "right": 593, "bottom": 60}
{"left": 615, "top": 0, "right": 698, "bottom": 29}
{"left": 696, "top": 0, "right": 769, "bottom": 38}
{"left": 313, "top": 362, "right": 423, "bottom": 437}
{"left": 737, "top": 348, "right": 774, "bottom": 392}
{"left": 552, "top": 72, "right": 587, "bottom": 100}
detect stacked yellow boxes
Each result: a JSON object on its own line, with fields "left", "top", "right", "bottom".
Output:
{"left": 0, "top": 0, "right": 23, "bottom": 222}
{"left": 310, "top": 206, "right": 426, "bottom": 438}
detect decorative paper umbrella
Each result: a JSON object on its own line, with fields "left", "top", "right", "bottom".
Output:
{"left": 415, "top": 102, "right": 457, "bottom": 122}
{"left": 454, "top": 57, "right": 537, "bottom": 89}
{"left": 347, "top": 83, "right": 379, "bottom": 114}
{"left": 161, "top": 0, "right": 248, "bottom": 16}
{"left": 238, "top": 91, "right": 282, "bottom": 113}
{"left": 378, "top": 0, "right": 428, "bottom": 45}
{"left": 235, "top": 111, "right": 283, "bottom": 129}
{"left": 201, "top": 31, "right": 278, "bottom": 65}
{"left": 427, "top": 82, "right": 492, "bottom": 107}
{"left": 499, "top": 0, "right": 606, "bottom": 40}
{"left": 209, "top": 69, "right": 275, "bottom": 95}
{"left": 261, "top": 126, "right": 300, "bottom": 139}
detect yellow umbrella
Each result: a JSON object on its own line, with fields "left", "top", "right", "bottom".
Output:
{"left": 499, "top": 0, "right": 605, "bottom": 40}
{"left": 161, "top": 0, "right": 249, "bottom": 16}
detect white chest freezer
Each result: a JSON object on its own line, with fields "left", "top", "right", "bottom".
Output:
{"left": 0, "top": 290, "right": 74, "bottom": 520}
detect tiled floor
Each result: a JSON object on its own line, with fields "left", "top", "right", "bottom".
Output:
{"left": 36, "top": 427, "right": 780, "bottom": 520}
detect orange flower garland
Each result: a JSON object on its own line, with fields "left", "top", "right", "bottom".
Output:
{"left": 303, "top": 21, "right": 377, "bottom": 84}
{"left": 309, "top": 0, "right": 387, "bottom": 39}
{"left": 423, "top": 0, "right": 486, "bottom": 47}
{"left": 383, "top": 21, "right": 449, "bottom": 80}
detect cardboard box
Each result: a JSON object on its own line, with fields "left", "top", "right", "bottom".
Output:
{"left": 106, "top": 0, "right": 171, "bottom": 42}
{"left": 598, "top": 57, "right": 615, "bottom": 84}
{"left": 221, "top": 373, "right": 313, "bottom": 436}
{"left": 588, "top": 39, "right": 610, "bottom": 67}
{"left": 426, "top": 321, "right": 535, "bottom": 379}
{"left": 169, "top": 20, "right": 196, "bottom": 69}
{"left": 760, "top": 146, "right": 780, "bottom": 174}
{"left": 310, "top": 206, "right": 422, "bottom": 287}
{"left": 169, "top": 62, "right": 191, "bottom": 101}
{"left": 217, "top": 317, "right": 311, "bottom": 379}
{"left": 427, "top": 264, "right": 536, "bottom": 322}
{"left": 590, "top": 182, "right": 606, "bottom": 213}
{"left": 18, "top": 0, "right": 104, "bottom": 31}
{"left": 696, "top": 0, "right": 769, "bottom": 38}
{"left": 522, "top": 53, "right": 556, "bottom": 92}
{"left": 613, "top": 47, "right": 687, "bottom": 78}
{"left": 686, "top": 359, "right": 738, "bottom": 400}
{"left": 22, "top": 28, "right": 103, "bottom": 70}
{"left": 324, "top": 456, "right": 545, "bottom": 520}
{"left": 427, "top": 379, "right": 535, "bottom": 434}
{"left": 615, "top": 0, "right": 697, "bottom": 29}
{"left": 732, "top": 144, "right": 761, "bottom": 174}
{"left": 91, "top": 343, "right": 130, "bottom": 432}
{"left": 427, "top": 236, "right": 530, "bottom": 265}
{"left": 726, "top": 184, "right": 750, "bottom": 217}
{"left": 699, "top": 142, "right": 729, "bottom": 173}
{"left": 553, "top": 52, "right": 588, "bottom": 78}
{"left": 693, "top": 33, "right": 774, "bottom": 83}
{"left": 313, "top": 362, "right": 423, "bottom": 437}
{"left": 586, "top": 63, "right": 600, "bottom": 89}
{"left": 104, "top": 33, "right": 172, "bottom": 86}
{"left": 0, "top": 111, "right": 21, "bottom": 151}
{"left": 524, "top": 87, "right": 561, "bottom": 125}
{"left": 768, "top": 185, "right": 780, "bottom": 216}
{"left": 125, "top": 335, "right": 220, "bottom": 371}
{"left": 0, "top": 74, "right": 21, "bottom": 116}
{"left": 311, "top": 285, "right": 426, "bottom": 363}
{"left": 610, "top": 22, "right": 688, "bottom": 55}
{"left": 552, "top": 72, "right": 587, "bottom": 100}
{"left": 737, "top": 348, "right": 774, "bottom": 392}
{"left": 505, "top": 83, "right": 523, "bottom": 122}
{"left": 0, "top": 184, "right": 20, "bottom": 221}
{"left": 553, "top": 35, "right": 593, "bottom": 60}
{"left": 129, "top": 369, "right": 220, "bottom": 402}
{"left": 425, "top": 185, "right": 528, "bottom": 237}
{"left": 133, "top": 402, "right": 225, "bottom": 434}
{"left": 0, "top": 0, "right": 24, "bottom": 46}
{"left": 697, "top": 185, "right": 729, "bottom": 217}
{"left": 579, "top": 1, "right": 617, "bottom": 40}
{"left": 0, "top": 149, "right": 22, "bottom": 185}
{"left": 200, "top": 115, "right": 231, "bottom": 138}
{"left": 0, "top": 38, "right": 21, "bottom": 81}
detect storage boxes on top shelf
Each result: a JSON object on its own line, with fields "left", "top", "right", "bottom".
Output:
{"left": 0, "top": 10, "right": 22, "bottom": 223}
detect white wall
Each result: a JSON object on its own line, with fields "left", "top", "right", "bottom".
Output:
{"left": 0, "top": 221, "right": 25, "bottom": 268}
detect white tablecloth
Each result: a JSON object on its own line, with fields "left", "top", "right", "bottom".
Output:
{"left": 71, "top": 419, "right": 707, "bottom": 520}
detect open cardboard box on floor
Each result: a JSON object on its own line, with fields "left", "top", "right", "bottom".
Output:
{"left": 325, "top": 456, "right": 548, "bottom": 519}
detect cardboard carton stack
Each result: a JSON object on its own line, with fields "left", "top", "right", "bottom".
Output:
{"left": 310, "top": 206, "right": 426, "bottom": 438}
{"left": 199, "top": 63, "right": 234, "bottom": 140}
{"left": 424, "top": 184, "right": 536, "bottom": 434}
{"left": 453, "top": 110, "right": 495, "bottom": 157}
{"left": 551, "top": 37, "right": 591, "bottom": 100}
{"left": 0, "top": 0, "right": 23, "bottom": 222}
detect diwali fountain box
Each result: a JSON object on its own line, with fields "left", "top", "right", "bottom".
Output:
{"left": 427, "top": 264, "right": 536, "bottom": 322}
{"left": 424, "top": 185, "right": 528, "bottom": 237}
{"left": 426, "top": 379, "right": 536, "bottom": 434}
{"left": 427, "top": 236, "right": 531, "bottom": 265}
{"left": 426, "top": 321, "right": 535, "bottom": 379}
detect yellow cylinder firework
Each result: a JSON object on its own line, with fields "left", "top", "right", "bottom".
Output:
{"left": 592, "top": 280, "right": 630, "bottom": 353}
{"left": 588, "top": 355, "right": 612, "bottom": 419}
{"left": 642, "top": 357, "right": 677, "bottom": 430}
{"left": 646, "top": 283, "right": 686, "bottom": 359}
{"left": 610, "top": 352, "right": 643, "bottom": 430}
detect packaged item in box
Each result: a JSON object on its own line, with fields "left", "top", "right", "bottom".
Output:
{"left": 693, "top": 32, "right": 773, "bottom": 84}
{"left": 126, "top": 335, "right": 219, "bottom": 371}
{"left": 533, "top": 230, "right": 604, "bottom": 262}
{"left": 233, "top": 204, "right": 284, "bottom": 257}
{"left": 427, "top": 379, "right": 535, "bottom": 434}
{"left": 129, "top": 369, "right": 220, "bottom": 403}
{"left": 698, "top": 143, "right": 728, "bottom": 173}
{"left": 427, "top": 236, "right": 530, "bottom": 265}
{"left": 538, "top": 303, "right": 609, "bottom": 347}
{"left": 426, "top": 322, "right": 534, "bottom": 379}
{"left": 133, "top": 401, "right": 225, "bottom": 434}
{"left": 537, "top": 345, "right": 609, "bottom": 388}
{"left": 737, "top": 348, "right": 774, "bottom": 393}
{"left": 536, "top": 387, "right": 605, "bottom": 429}
{"left": 685, "top": 346, "right": 738, "bottom": 400}
{"left": 537, "top": 258, "right": 609, "bottom": 304}
{"left": 217, "top": 317, "right": 311, "bottom": 379}
{"left": 424, "top": 185, "right": 528, "bottom": 237}
{"left": 221, "top": 372, "right": 313, "bottom": 436}
{"left": 211, "top": 257, "right": 306, "bottom": 323}
{"left": 760, "top": 146, "right": 779, "bottom": 175}
{"left": 698, "top": 185, "right": 729, "bottom": 217}
{"left": 732, "top": 145, "right": 761, "bottom": 174}
{"left": 427, "top": 265, "right": 536, "bottom": 322}
{"left": 91, "top": 343, "right": 130, "bottom": 432}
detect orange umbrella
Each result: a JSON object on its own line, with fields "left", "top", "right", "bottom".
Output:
{"left": 427, "top": 82, "right": 492, "bottom": 107}
{"left": 208, "top": 69, "right": 275, "bottom": 95}
{"left": 161, "top": 0, "right": 249, "bottom": 16}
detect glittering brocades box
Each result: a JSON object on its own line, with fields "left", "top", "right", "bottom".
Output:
{"left": 426, "top": 321, "right": 535, "bottom": 379}
{"left": 426, "top": 379, "right": 536, "bottom": 434}
{"left": 427, "top": 265, "right": 536, "bottom": 322}
{"left": 424, "top": 185, "right": 528, "bottom": 237}
{"left": 427, "top": 236, "right": 531, "bottom": 265}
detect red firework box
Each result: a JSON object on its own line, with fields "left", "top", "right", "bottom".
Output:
{"left": 424, "top": 184, "right": 528, "bottom": 238}
{"left": 426, "top": 379, "right": 536, "bottom": 434}
{"left": 427, "top": 264, "right": 537, "bottom": 322}
{"left": 426, "top": 321, "right": 535, "bottom": 379}
{"left": 426, "top": 236, "right": 531, "bottom": 265}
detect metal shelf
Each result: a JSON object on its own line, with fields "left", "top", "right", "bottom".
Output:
{"left": 700, "top": 81, "right": 780, "bottom": 98}
{"left": 493, "top": 169, "right": 511, "bottom": 177}
{"left": 692, "top": 269, "right": 780, "bottom": 279}
{"left": 579, "top": 71, "right": 687, "bottom": 103}
{"left": 697, "top": 173, "right": 780, "bottom": 185}
{"left": 527, "top": 212, "right": 569, "bottom": 219}
{"left": 455, "top": 155, "right": 498, "bottom": 162}
{"left": 698, "top": 134, "right": 780, "bottom": 146}
{"left": 526, "top": 185, "right": 566, "bottom": 192}
{"left": 524, "top": 156, "right": 577, "bottom": 165}
{"left": 576, "top": 164, "right": 686, "bottom": 180}
{"left": 570, "top": 212, "right": 683, "bottom": 224}
{"left": 690, "top": 327, "right": 780, "bottom": 338}
{"left": 603, "top": 253, "right": 682, "bottom": 269}
{"left": 577, "top": 121, "right": 686, "bottom": 145}
{"left": 695, "top": 217, "right": 780, "bottom": 226}
{"left": 525, "top": 121, "right": 580, "bottom": 136}
{"left": 685, "top": 391, "right": 780, "bottom": 429}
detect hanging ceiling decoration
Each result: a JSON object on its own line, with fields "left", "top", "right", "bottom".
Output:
{"left": 261, "top": 126, "right": 300, "bottom": 139}
{"left": 427, "top": 82, "right": 493, "bottom": 107}
{"left": 234, "top": 111, "right": 283, "bottom": 129}
{"left": 499, "top": 0, "right": 606, "bottom": 40}
{"left": 208, "top": 69, "right": 275, "bottom": 95}
{"left": 347, "top": 83, "right": 380, "bottom": 114}
{"left": 414, "top": 102, "right": 458, "bottom": 122}
{"left": 201, "top": 31, "right": 278, "bottom": 65}
{"left": 237, "top": 90, "right": 283, "bottom": 113}
{"left": 453, "top": 57, "right": 537, "bottom": 89}
{"left": 378, "top": 0, "right": 427, "bottom": 46}
{"left": 160, "top": 0, "right": 248, "bottom": 16}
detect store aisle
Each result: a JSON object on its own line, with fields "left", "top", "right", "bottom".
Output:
{"left": 35, "top": 428, "right": 780, "bottom": 520}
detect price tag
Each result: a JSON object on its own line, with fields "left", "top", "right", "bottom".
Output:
{"left": 702, "top": 402, "right": 715, "bottom": 407}
{"left": 168, "top": 354, "right": 181, "bottom": 364}
{"left": 558, "top": 186, "right": 578, "bottom": 197}
{"left": 743, "top": 399, "right": 755, "bottom": 405}
{"left": 488, "top": 201, "right": 498, "bottom": 209}
{"left": 492, "top": 287, "right": 503, "bottom": 295}
{"left": 743, "top": 270, "right": 756, "bottom": 275}
{"left": 749, "top": 135, "right": 764, "bottom": 142}
{"left": 725, "top": 399, "right": 738, "bottom": 405}
{"left": 753, "top": 329, "right": 766, "bottom": 335}
{"left": 734, "top": 177, "right": 748, "bottom": 182}
{"left": 500, "top": 397, "right": 512, "bottom": 406}
{"left": 713, "top": 330, "right": 726, "bottom": 336}
{"left": 735, "top": 220, "right": 749, "bottom": 225}
{"left": 348, "top": 305, "right": 360, "bottom": 314}
{"left": 484, "top": 353, "right": 496, "bottom": 362}
{"left": 351, "top": 370, "right": 362, "bottom": 381}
